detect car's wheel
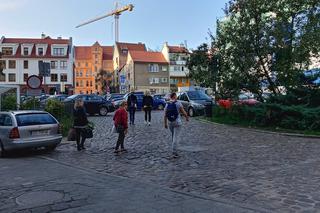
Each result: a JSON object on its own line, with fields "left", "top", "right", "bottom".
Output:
{"left": 158, "top": 104, "right": 165, "bottom": 110}
{"left": 0, "top": 142, "right": 7, "bottom": 158}
{"left": 46, "top": 145, "right": 57, "bottom": 152}
{"left": 99, "top": 107, "right": 108, "bottom": 116}
{"left": 188, "top": 107, "right": 195, "bottom": 117}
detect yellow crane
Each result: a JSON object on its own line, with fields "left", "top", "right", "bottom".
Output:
{"left": 76, "top": 3, "right": 134, "bottom": 42}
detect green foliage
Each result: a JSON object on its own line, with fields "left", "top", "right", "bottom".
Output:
{"left": 20, "top": 98, "right": 40, "bottom": 110}
{"left": 214, "top": 0, "right": 320, "bottom": 99}
{"left": 213, "top": 104, "right": 320, "bottom": 131}
{"left": 45, "top": 99, "right": 65, "bottom": 120}
{"left": 1, "top": 95, "right": 17, "bottom": 111}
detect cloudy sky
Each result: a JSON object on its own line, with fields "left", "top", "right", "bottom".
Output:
{"left": 0, "top": 0, "right": 227, "bottom": 49}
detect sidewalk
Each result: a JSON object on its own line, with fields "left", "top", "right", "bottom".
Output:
{"left": 0, "top": 156, "right": 264, "bottom": 213}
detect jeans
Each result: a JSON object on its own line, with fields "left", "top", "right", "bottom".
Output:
{"left": 129, "top": 107, "right": 136, "bottom": 124}
{"left": 169, "top": 122, "right": 181, "bottom": 153}
{"left": 115, "top": 130, "right": 125, "bottom": 150}
{"left": 144, "top": 107, "right": 152, "bottom": 122}
{"left": 75, "top": 128, "right": 86, "bottom": 149}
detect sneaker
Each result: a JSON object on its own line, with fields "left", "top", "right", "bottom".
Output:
{"left": 144, "top": 121, "right": 147, "bottom": 125}
{"left": 114, "top": 149, "right": 120, "bottom": 154}
{"left": 148, "top": 122, "right": 151, "bottom": 126}
{"left": 121, "top": 149, "right": 128, "bottom": 153}
{"left": 172, "top": 152, "right": 179, "bottom": 158}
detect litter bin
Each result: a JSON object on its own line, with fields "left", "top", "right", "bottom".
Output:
{"left": 205, "top": 104, "right": 213, "bottom": 117}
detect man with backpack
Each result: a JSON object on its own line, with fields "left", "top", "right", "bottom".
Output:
{"left": 164, "top": 92, "right": 189, "bottom": 158}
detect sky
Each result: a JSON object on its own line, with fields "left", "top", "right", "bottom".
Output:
{"left": 0, "top": 0, "right": 228, "bottom": 50}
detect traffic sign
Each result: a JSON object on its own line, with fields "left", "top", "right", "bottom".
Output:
{"left": 27, "top": 89, "right": 42, "bottom": 96}
{"left": 27, "top": 75, "right": 42, "bottom": 89}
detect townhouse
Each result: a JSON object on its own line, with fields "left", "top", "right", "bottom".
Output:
{"left": 123, "top": 50, "right": 170, "bottom": 94}
{"left": 74, "top": 42, "right": 113, "bottom": 94}
{"left": 162, "top": 42, "right": 191, "bottom": 91}
{"left": 0, "top": 35, "right": 73, "bottom": 95}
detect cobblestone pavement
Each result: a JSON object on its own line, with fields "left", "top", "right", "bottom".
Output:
{"left": 4, "top": 111, "right": 320, "bottom": 212}
{"left": 0, "top": 155, "right": 260, "bottom": 213}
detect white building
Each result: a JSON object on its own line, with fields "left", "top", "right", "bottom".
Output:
{"left": 0, "top": 35, "right": 74, "bottom": 95}
{"left": 162, "top": 42, "right": 191, "bottom": 91}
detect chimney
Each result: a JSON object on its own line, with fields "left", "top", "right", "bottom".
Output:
{"left": 57, "top": 36, "right": 62, "bottom": 39}
{"left": 41, "top": 33, "right": 46, "bottom": 39}
{"left": 164, "top": 42, "right": 168, "bottom": 47}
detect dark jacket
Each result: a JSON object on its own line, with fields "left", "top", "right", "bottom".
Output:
{"left": 127, "top": 93, "right": 137, "bottom": 108}
{"left": 142, "top": 95, "right": 153, "bottom": 108}
{"left": 73, "top": 107, "right": 88, "bottom": 127}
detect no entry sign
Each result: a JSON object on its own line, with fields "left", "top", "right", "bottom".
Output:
{"left": 27, "top": 75, "right": 42, "bottom": 89}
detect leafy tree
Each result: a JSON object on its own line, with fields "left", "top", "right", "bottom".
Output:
{"left": 95, "top": 69, "right": 113, "bottom": 94}
{"left": 214, "top": 0, "right": 320, "bottom": 100}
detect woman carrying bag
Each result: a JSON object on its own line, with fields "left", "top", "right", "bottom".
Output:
{"left": 142, "top": 90, "right": 154, "bottom": 126}
{"left": 73, "top": 99, "right": 89, "bottom": 151}
{"left": 113, "top": 101, "right": 128, "bottom": 154}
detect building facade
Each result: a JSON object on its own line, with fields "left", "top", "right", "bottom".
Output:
{"left": 162, "top": 42, "right": 191, "bottom": 91}
{"left": 123, "top": 51, "right": 170, "bottom": 94}
{"left": 74, "top": 42, "right": 113, "bottom": 94}
{"left": 113, "top": 42, "right": 147, "bottom": 93}
{"left": 0, "top": 35, "right": 73, "bottom": 95}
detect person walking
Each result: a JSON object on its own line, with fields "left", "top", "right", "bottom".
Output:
{"left": 142, "top": 90, "right": 154, "bottom": 126}
{"left": 127, "top": 90, "right": 137, "bottom": 125}
{"left": 73, "top": 99, "right": 89, "bottom": 151}
{"left": 113, "top": 101, "right": 128, "bottom": 154}
{"left": 164, "top": 92, "right": 189, "bottom": 158}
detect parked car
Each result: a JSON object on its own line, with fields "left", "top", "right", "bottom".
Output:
{"left": 40, "top": 94, "right": 68, "bottom": 108}
{"left": 152, "top": 94, "right": 166, "bottom": 110}
{"left": 0, "top": 111, "right": 62, "bottom": 157}
{"left": 177, "top": 91, "right": 213, "bottom": 117}
{"left": 64, "top": 94, "right": 115, "bottom": 116}
{"left": 114, "top": 92, "right": 166, "bottom": 110}
{"left": 105, "top": 93, "right": 124, "bottom": 102}
{"left": 237, "top": 94, "right": 260, "bottom": 106}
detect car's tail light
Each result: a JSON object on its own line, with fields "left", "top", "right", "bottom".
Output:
{"left": 9, "top": 127, "right": 20, "bottom": 139}
{"left": 57, "top": 124, "right": 62, "bottom": 134}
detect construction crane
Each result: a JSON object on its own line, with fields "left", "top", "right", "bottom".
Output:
{"left": 76, "top": 3, "right": 134, "bottom": 42}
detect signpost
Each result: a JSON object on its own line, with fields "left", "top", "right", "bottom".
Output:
{"left": 27, "top": 75, "right": 42, "bottom": 109}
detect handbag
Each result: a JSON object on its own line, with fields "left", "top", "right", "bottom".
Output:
{"left": 82, "top": 127, "right": 93, "bottom": 139}
{"left": 111, "top": 125, "right": 117, "bottom": 134}
{"left": 67, "top": 128, "right": 76, "bottom": 141}
{"left": 116, "top": 124, "right": 125, "bottom": 133}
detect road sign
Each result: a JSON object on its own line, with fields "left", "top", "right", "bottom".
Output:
{"left": 38, "top": 61, "right": 51, "bottom": 77}
{"left": 27, "top": 75, "right": 42, "bottom": 89}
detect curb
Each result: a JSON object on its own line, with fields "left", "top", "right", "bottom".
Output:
{"left": 197, "top": 118, "right": 320, "bottom": 139}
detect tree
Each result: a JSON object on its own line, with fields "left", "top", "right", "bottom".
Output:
{"left": 214, "top": 0, "right": 320, "bottom": 100}
{"left": 95, "top": 69, "right": 113, "bottom": 94}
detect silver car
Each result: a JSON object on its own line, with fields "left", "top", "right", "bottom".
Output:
{"left": 0, "top": 111, "right": 62, "bottom": 157}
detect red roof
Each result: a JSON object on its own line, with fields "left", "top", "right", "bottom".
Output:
{"left": 75, "top": 46, "right": 92, "bottom": 60}
{"left": 116, "top": 42, "right": 146, "bottom": 53}
{"left": 1, "top": 36, "right": 71, "bottom": 58}
{"left": 168, "top": 46, "right": 189, "bottom": 54}
{"left": 129, "top": 51, "right": 168, "bottom": 63}
{"left": 102, "top": 46, "right": 113, "bottom": 60}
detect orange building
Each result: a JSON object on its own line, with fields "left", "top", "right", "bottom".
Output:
{"left": 74, "top": 42, "right": 113, "bottom": 94}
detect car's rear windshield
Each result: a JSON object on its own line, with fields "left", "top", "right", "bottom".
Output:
{"left": 187, "top": 91, "right": 211, "bottom": 100}
{"left": 15, "top": 113, "right": 57, "bottom": 126}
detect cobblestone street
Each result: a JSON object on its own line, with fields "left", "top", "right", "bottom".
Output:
{"left": 43, "top": 111, "right": 320, "bottom": 213}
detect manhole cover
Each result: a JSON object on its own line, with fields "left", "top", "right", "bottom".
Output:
{"left": 16, "top": 191, "right": 63, "bottom": 206}
{"left": 179, "top": 145, "right": 208, "bottom": 152}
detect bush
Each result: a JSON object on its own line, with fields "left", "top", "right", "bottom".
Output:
{"left": 20, "top": 98, "right": 40, "bottom": 110}
{"left": 1, "top": 95, "right": 17, "bottom": 111}
{"left": 212, "top": 104, "right": 320, "bottom": 131}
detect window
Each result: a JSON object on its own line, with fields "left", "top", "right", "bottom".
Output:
{"left": 174, "top": 66, "right": 180, "bottom": 71}
{"left": 60, "top": 61, "right": 67, "bottom": 69}
{"left": 16, "top": 113, "right": 57, "bottom": 126}
{"left": 85, "top": 62, "right": 88, "bottom": 67}
{"left": 121, "top": 49, "right": 128, "bottom": 54}
{"left": 161, "top": 66, "right": 168, "bottom": 71}
{"left": 148, "top": 64, "right": 159, "bottom": 72}
{"left": 182, "top": 79, "right": 186, "bottom": 83}
{"left": 86, "top": 71, "right": 89, "bottom": 77}
{"left": 90, "top": 81, "right": 93, "bottom": 87}
{"left": 23, "top": 47, "right": 29, "bottom": 55}
{"left": 76, "top": 71, "right": 79, "bottom": 77}
{"left": 149, "top": 77, "right": 159, "bottom": 84}
{"left": 24, "top": 60, "right": 28, "bottom": 69}
{"left": 0, "top": 73, "right": 5, "bottom": 82}
{"left": 2, "top": 47, "right": 13, "bottom": 55}
{"left": 80, "top": 80, "right": 83, "bottom": 87}
{"left": 8, "top": 74, "right": 16, "bottom": 82}
{"left": 0, "top": 115, "right": 12, "bottom": 126}
{"left": 51, "top": 61, "right": 58, "bottom": 69}
{"left": 23, "top": 74, "right": 28, "bottom": 82}
{"left": 51, "top": 74, "right": 58, "bottom": 82}
{"left": 8, "top": 60, "right": 16, "bottom": 69}
{"left": 53, "top": 48, "right": 65, "bottom": 56}
{"left": 77, "top": 62, "right": 81, "bottom": 67}
{"left": 161, "top": 78, "right": 168, "bottom": 83}
{"left": 76, "top": 81, "right": 79, "bottom": 87}
{"left": 38, "top": 48, "right": 44, "bottom": 56}
{"left": 0, "top": 60, "right": 6, "bottom": 69}
{"left": 60, "top": 74, "right": 67, "bottom": 82}
{"left": 80, "top": 71, "right": 83, "bottom": 77}
{"left": 86, "top": 81, "right": 89, "bottom": 87}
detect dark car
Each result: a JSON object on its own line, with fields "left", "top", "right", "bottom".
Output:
{"left": 177, "top": 91, "right": 213, "bottom": 117}
{"left": 64, "top": 94, "right": 115, "bottom": 116}
{"left": 152, "top": 94, "right": 166, "bottom": 110}
{"left": 106, "top": 93, "right": 124, "bottom": 102}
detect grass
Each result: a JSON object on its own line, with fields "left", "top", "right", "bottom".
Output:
{"left": 199, "top": 115, "right": 320, "bottom": 137}
{"left": 59, "top": 116, "right": 73, "bottom": 137}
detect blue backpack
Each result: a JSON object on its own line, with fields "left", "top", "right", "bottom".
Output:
{"left": 166, "top": 102, "right": 179, "bottom": 122}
